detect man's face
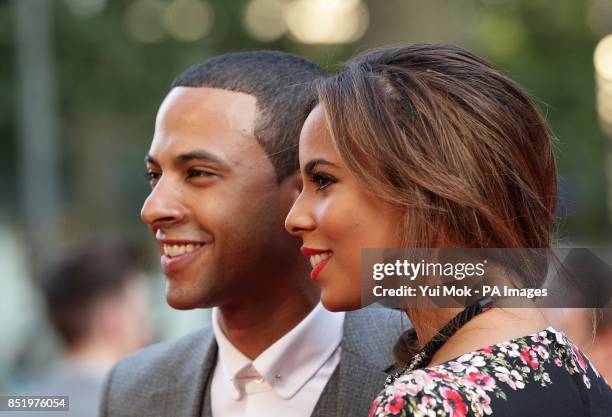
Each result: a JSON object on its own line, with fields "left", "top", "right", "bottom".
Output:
{"left": 141, "top": 87, "right": 303, "bottom": 309}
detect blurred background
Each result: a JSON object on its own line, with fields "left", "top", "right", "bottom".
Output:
{"left": 1, "top": 0, "right": 612, "bottom": 402}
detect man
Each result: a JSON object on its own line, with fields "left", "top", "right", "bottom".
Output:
{"left": 100, "top": 51, "right": 403, "bottom": 417}
{"left": 15, "top": 239, "right": 149, "bottom": 417}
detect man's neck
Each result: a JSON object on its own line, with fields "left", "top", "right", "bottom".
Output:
{"left": 216, "top": 286, "right": 319, "bottom": 359}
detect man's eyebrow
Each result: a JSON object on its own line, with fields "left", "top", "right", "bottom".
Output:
{"left": 175, "top": 150, "right": 229, "bottom": 168}
{"left": 303, "top": 158, "right": 337, "bottom": 177}
{"left": 144, "top": 150, "right": 231, "bottom": 168}
{"left": 145, "top": 154, "right": 159, "bottom": 165}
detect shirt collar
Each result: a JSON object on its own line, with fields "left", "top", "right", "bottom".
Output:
{"left": 212, "top": 303, "right": 345, "bottom": 400}
{"left": 212, "top": 309, "right": 254, "bottom": 399}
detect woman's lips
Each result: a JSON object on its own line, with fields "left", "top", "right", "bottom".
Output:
{"left": 300, "top": 246, "right": 331, "bottom": 256}
{"left": 310, "top": 256, "right": 332, "bottom": 281}
{"left": 160, "top": 243, "right": 207, "bottom": 276}
{"left": 301, "top": 246, "right": 333, "bottom": 281}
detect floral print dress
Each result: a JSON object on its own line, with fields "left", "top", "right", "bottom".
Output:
{"left": 370, "top": 327, "right": 612, "bottom": 417}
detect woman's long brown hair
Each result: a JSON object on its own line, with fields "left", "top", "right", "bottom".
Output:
{"left": 316, "top": 44, "right": 558, "bottom": 363}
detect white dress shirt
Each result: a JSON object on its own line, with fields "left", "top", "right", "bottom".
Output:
{"left": 210, "top": 303, "right": 345, "bottom": 417}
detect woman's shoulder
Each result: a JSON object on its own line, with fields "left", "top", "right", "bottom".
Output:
{"left": 369, "top": 327, "right": 611, "bottom": 417}
{"left": 369, "top": 367, "right": 474, "bottom": 417}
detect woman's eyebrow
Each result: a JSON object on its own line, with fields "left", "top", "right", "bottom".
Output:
{"left": 303, "top": 158, "right": 337, "bottom": 177}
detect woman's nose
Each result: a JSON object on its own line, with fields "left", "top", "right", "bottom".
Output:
{"left": 285, "top": 192, "right": 316, "bottom": 237}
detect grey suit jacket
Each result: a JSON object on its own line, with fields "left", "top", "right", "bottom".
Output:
{"left": 99, "top": 307, "right": 405, "bottom": 417}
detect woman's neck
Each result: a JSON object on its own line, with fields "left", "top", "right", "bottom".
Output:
{"left": 407, "top": 307, "right": 550, "bottom": 367}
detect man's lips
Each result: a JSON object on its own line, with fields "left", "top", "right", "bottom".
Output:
{"left": 158, "top": 239, "right": 206, "bottom": 254}
{"left": 157, "top": 239, "right": 208, "bottom": 275}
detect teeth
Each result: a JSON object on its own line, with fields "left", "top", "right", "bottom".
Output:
{"left": 309, "top": 252, "right": 332, "bottom": 268}
{"left": 163, "top": 243, "right": 204, "bottom": 257}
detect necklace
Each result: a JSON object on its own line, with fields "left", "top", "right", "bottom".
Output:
{"left": 385, "top": 296, "right": 494, "bottom": 386}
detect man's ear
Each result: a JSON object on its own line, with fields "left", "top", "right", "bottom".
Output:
{"left": 278, "top": 171, "right": 303, "bottom": 210}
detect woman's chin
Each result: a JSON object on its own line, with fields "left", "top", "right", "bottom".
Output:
{"left": 321, "top": 291, "right": 363, "bottom": 312}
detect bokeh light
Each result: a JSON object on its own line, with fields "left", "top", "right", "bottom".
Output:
{"left": 123, "top": 0, "right": 166, "bottom": 43}
{"left": 595, "top": 34, "right": 612, "bottom": 137}
{"left": 243, "top": 0, "right": 287, "bottom": 42}
{"left": 285, "top": 0, "right": 369, "bottom": 45}
{"left": 163, "top": 0, "right": 214, "bottom": 42}
{"left": 595, "top": 34, "right": 612, "bottom": 83}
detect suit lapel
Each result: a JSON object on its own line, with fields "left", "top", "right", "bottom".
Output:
{"left": 148, "top": 331, "right": 218, "bottom": 417}
{"left": 311, "top": 308, "right": 403, "bottom": 417}
{"left": 334, "top": 349, "right": 390, "bottom": 416}
{"left": 200, "top": 363, "right": 215, "bottom": 417}
{"left": 310, "top": 366, "right": 340, "bottom": 417}
{"left": 311, "top": 349, "right": 390, "bottom": 417}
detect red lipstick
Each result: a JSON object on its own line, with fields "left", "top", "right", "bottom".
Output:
{"left": 300, "top": 246, "right": 330, "bottom": 256}
{"left": 300, "top": 246, "right": 333, "bottom": 281}
{"left": 310, "top": 256, "right": 332, "bottom": 281}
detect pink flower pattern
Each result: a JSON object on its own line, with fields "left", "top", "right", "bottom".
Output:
{"left": 371, "top": 327, "right": 598, "bottom": 417}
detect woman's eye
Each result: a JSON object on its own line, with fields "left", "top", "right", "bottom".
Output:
{"left": 310, "top": 172, "right": 337, "bottom": 191}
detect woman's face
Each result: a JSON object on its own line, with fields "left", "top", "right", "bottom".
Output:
{"left": 285, "top": 105, "right": 404, "bottom": 311}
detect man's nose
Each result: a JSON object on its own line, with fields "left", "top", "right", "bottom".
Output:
{"left": 140, "top": 179, "right": 185, "bottom": 227}
{"left": 285, "top": 192, "right": 316, "bottom": 237}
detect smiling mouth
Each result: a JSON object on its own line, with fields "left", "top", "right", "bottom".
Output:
{"left": 309, "top": 252, "right": 333, "bottom": 268}
{"left": 309, "top": 252, "right": 333, "bottom": 281}
{"left": 162, "top": 243, "right": 205, "bottom": 257}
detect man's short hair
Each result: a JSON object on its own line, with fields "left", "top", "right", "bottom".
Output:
{"left": 171, "top": 50, "right": 328, "bottom": 181}
{"left": 38, "top": 239, "right": 144, "bottom": 347}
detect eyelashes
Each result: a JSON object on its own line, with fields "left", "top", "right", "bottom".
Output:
{"left": 144, "top": 168, "right": 217, "bottom": 187}
{"left": 145, "top": 171, "right": 161, "bottom": 186}
{"left": 186, "top": 168, "right": 216, "bottom": 178}
{"left": 310, "top": 172, "right": 337, "bottom": 191}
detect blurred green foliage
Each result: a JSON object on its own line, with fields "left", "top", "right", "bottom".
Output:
{"left": 0, "top": 0, "right": 609, "bottom": 242}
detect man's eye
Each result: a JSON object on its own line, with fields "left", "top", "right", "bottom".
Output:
{"left": 145, "top": 171, "right": 161, "bottom": 186}
{"left": 187, "top": 168, "right": 216, "bottom": 179}
{"left": 310, "top": 172, "right": 337, "bottom": 191}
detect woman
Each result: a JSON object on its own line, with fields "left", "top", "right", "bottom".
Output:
{"left": 285, "top": 44, "right": 611, "bottom": 416}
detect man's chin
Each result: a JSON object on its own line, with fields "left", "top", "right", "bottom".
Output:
{"left": 164, "top": 281, "right": 222, "bottom": 310}
{"left": 165, "top": 286, "right": 205, "bottom": 310}
{"left": 166, "top": 297, "right": 199, "bottom": 310}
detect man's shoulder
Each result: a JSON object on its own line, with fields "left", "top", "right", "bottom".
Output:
{"left": 344, "top": 306, "right": 405, "bottom": 338}
{"left": 342, "top": 306, "right": 406, "bottom": 367}
{"left": 345, "top": 305, "right": 403, "bottom": 324}
{"left": 100, "top": 325, "right": 216, "bottom": 416}
{"left": 105, "top": 324, "right": 215, "bottom": 390}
